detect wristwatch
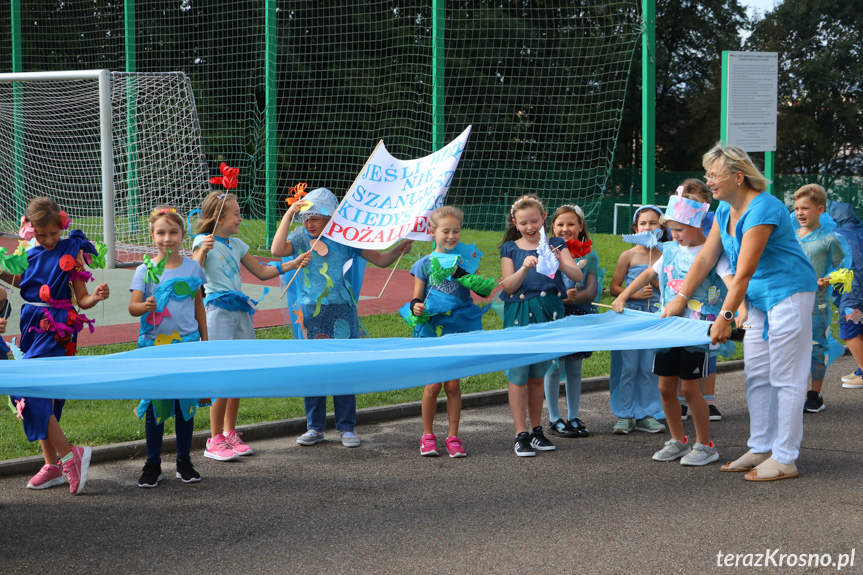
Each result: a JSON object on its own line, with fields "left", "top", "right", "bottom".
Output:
{"left": 719, "top": 309, "right": 734, "bottom": 321}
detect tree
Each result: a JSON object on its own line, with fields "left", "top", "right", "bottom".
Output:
{"left": 614, "top": 0, "right": 748, "bottom": 172}
{"left": 745, "top": 0, "right": 863, "bottom": 175}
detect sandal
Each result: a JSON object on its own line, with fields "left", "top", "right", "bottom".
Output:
{"left": 720, "top": 450, "right": 771, "bottom": 472}
{"left": 548, "top": 418, "right": 578, "bottom": 438}
{"left": 744, "top": 457, "right": 798, "bottom": 482}
{"left": 567, "top": 417, "right": 590, "bottom": 438}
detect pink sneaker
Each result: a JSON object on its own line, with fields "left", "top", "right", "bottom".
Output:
{"left": 446, "top": 436, "right": 467, "bottom": 458}
{"left": 224, "top": 429, "right": 253, "bottom": 456}
{"left": 420, "top": 433, "right": 438, "bottom": 456}
{"left": 204, "top": 434, "right": 240, "bottom": 461}
{"left": 27, "top": 463, "right": 66, "bottom": 490}
{"left": 61, "top": 445, "right": 92, "bottom": 495}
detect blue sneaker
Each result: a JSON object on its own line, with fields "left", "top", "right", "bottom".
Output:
{"left": 339, "top": 431, "right": 361, "bottom": 448}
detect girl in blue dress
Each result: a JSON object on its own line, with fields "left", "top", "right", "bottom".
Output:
{"left": 129, "top": 207, "right": 211, "bottom": 487}
{"left": 543, "top": 204, "right": 603, "bottom": 438}
{"left": 408, "top": 206, "right": 490, "bottom": 458}
{"left": 2, "top": 197, "right": 110, "bottom": 495}
{"left": 607, "top": 205, "right": 666, "bottom": 435}
{"left": 499, "top": 195, "right": 583, "bottom": 457}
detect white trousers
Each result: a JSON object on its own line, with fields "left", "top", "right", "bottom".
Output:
{"left": 743, "top": 291, "right": 815, "bottom": 464}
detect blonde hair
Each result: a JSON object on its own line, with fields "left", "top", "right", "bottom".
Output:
{"left": 550, "top": 204, "right": 590, "bottom": 241}
{"left": 149, "top": 206, "right": 185, "bottom": 235}
{"left": 501, "top": 194, "right": 545, "bottom": 245}
{"left": 429, "top": 206, "right": 464, "bottom": 231}
{"left": 793, "top": 183, "right": 827, "bottom": 207}
{"left": 678, "top": 178, "right": 711, "bottom": 204}
{"left": 25, "top": 196, "right": 62, "bottom": 229}
{"left": 702, "top": 143, "right": 769, "bottom": 192}
{"left": 197, "top": 191, "right": 237, "bottom": 235}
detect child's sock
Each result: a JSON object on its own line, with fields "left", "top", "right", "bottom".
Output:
{"left": 704, "top": 394, "right": 715, "bottom": 406}
{"left": 60, "top": 451, "right": 74, "bottom": 464}
{"left": 678, "top": 396, "right": 687, "bottom": 406}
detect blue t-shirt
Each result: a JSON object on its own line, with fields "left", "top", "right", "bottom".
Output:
{"left": 192, "top": 234, "right": 248, "bottom": 296}
{"left": 715, "top": 192, "right": 817, "bottom": 313}
{"left": 498, "top": 237, "right": 567, "bottom": 303}
{"left": 411, "top": 253, "right": 471, "bottom": 302}
{"left": 130, "top": 257, "right": 207, "bottom": 342}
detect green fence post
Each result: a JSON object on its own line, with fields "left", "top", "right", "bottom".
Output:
{"left": 265, "top": 0, "right": 278, "bottom": 245}
{"left": 11, "top": 0, "right": 25, "bottom": 220}
{"left": 431, "top": 0, "right": 445, "bottom": 153}
{"left": 125, "top": 0, "right": 140, "bottom": 236}
{"left": 641, "top": 0, "right": 656, "bottom": 205}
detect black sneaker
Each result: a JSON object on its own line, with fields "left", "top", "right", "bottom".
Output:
{"left": 529, "top": 426, "right": 556, "bottom": 451}
{"left": 680, "top": 404, "right": 689, "bottom": 420}
{"left": 568, "top": 417, "right": 590, "bottom": 437}
{"left": 548, "top": 418, "right": 578, "bottom": 438}
{"left": 804, "top": 390, "right": 825, "bottom": 413}
{"left": 176, "top": 455, "right": 202, "bottom": 483}
{"left": 708, "top": 404, "right": 722, "bottom": 421}
{"left": 138, "top": 461, "right": 163, "bottom": 488}
{"left": 514, "top": 432, "right": 536, "bottom": 457}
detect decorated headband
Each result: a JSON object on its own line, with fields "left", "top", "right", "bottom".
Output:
{"left": 510, "top": 196, "right": 544, "bottom": 217}
{"left": 664, "top": 186, "right": 710, "bottom": 228}
{"left": 558, "top": 204, "right": 585, "bottom": 221}
{"left": 632, "top": 204, "right": 663, "bottom": 224}
{"left": 18, "top": 211, "right": 71, "bottom": 240}
{"left": 151, "top": 207, "right": 179, "bottom": 217}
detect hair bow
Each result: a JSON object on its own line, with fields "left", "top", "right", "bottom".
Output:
{"left": 286, "top": 182, "right": 309, "bottom": 206}
{"left": 210, "top": 162, "right": 239, "bottom": 189}
{"left": 143, "top": 251, "right": 170, "bottom": 284}
{"left": 18, "top": 216, "right": 35, "bottom": 241}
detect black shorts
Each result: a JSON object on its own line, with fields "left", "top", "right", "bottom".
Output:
{"left": 652, "top": 347, "right": 708, "bottom": 380}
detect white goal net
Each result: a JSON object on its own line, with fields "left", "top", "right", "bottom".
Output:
{"left": 0, "top": 70, "right": 209, "bottom": 266}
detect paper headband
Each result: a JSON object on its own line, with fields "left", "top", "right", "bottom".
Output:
{"left": 664, "top": 186, "right": 709, "bottom": 228}
{"left": 510, "top": 196, "right": 544, "bottom": 217}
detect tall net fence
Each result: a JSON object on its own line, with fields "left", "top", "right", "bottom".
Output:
{"left": 1, "top": 1, "right": 643, "bottom": 250}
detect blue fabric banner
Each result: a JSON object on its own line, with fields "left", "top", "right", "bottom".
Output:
{"left": 0, "top": 311, "right": 712, "bottom": 400}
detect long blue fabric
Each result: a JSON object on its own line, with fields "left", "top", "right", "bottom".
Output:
{"left": 0, "top": 311, "right": 711, "bottom": 400}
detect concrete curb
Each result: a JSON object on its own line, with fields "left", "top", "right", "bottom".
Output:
{"left": 0, "top": 359, "right": 746, "bottom": 477}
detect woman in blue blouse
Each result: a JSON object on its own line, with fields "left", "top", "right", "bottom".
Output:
{"left": 663, "top": 144, "right": 817, "bottom": 482}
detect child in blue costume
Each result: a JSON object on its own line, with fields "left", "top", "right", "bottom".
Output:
{"left": 193, "top": 191, "right": 310, "bottom": 459}
{"left": 271, "top": 187, "right": 412, "bottom": 448}
{"left": 613, "top": 183, "right": 737, "bottom": 466}
{"left": 2, "top": 197, "right": 109, "bottom": 494}
{"left": 607, "top": 205, "right": 665, "bottom": 435}
{"left": 404, "top": 206, "right": 491, "bottom": 458}
{"left": 129, "top": 207, "right": 211, "bottom": 487}
{"left": 791, "top": 184, "right": 849, "bottom": 413}
{"left": 543, "top": 204, "right": 603, "bottom": 439}
{"left": 499, "top": 195, "right": 583, "bottom": 457}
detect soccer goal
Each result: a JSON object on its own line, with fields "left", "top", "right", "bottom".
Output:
{"left": 0, "top": 70, "right": 209, "bottom": 267}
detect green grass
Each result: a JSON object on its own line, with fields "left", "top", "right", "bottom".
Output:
{"left": 0, "top": 228, "right": 782, "bottom": 460}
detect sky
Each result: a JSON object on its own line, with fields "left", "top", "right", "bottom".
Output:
{"left": 740, "top": 0, "right": 781, "bottom": 18}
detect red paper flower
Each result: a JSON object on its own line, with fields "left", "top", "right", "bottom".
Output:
{"left": 59, "top": 254, "right": 77, "bottom": 272}
{"left": 566, "top": 238, "right": 592, "bottom": 258}
{"left": 39, "top": 284, "right": 52, "bottom": 303}
{"left": 210, "top": 162, "right": 239, "bottom": 189}
{"left": 286, "top": 182, "right": 309, "bottom": 206}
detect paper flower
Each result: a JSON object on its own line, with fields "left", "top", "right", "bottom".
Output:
{"left": 828, "top": 268, "right": 854, "bottom": 293}
{"left": 18, "top": 216, "right": 35, "bottom": 241}
{"left": 84, "top": 242, "right": 108, "bottom": 269}
{"left": 38, "top": 284, "right": 74, "bottom": 310}
{"left": 143, "top": 251, "right": 170, "bottom": 284}
{"left": 58, "top": 211, "right": 72, "bottom": 231}
{"left": 210, "top": 162, "right": 239, "bottom": 189}
{"left": 565, "top": 238, "right": 592, "bottom": 258}
{"left": 456, "top": 273, "right": 497, "bottom": 298}
{"left": 0, "top": 247, "right": 29, "bottom": 275}
{"left": 29, "top": 309, "right": 75, "bottom": 339}
{"left": 66, "top": 309, "right": 95, "bottom": 334}
{"left": 9, "top": 396, "right": 25, "bottom": 420}
{"left": 286, "top": 182, "right": 309, "bottom": 206}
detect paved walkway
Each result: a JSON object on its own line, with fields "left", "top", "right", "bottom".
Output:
{"left": 1, "top": 356, "right": 861, "bottom": 574}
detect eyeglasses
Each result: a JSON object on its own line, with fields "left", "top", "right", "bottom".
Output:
{"left": 704, "top": 172, "right": 732, "bottom": 184}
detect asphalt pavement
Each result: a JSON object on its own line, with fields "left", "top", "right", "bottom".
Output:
{"left": 1, "top": 356, "right": 862, "bottom": 574}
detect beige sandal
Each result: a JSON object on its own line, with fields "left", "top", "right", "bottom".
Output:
{"left": 744, "top": 457, "right": 798, "bottom": 482}
{"left": 720, "top": 450, "right": 772, "bottom": 472}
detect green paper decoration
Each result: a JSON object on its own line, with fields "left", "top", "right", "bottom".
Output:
{"left": 428, "top": 257, "right": 458, "bottom": 286}
{"left": 0, "top": 247, "right": 29, "bottom": 275}
{"left": 143, "top": 250, "right": 170, "bottom": 284}
{"left": 86, "top": 242, "right": 108, "bottom": 269}
{"left": 457, "top": 273, "right": 497, "bottom": 298}
{"left": 172, "top": 281, "right": 192, "bottom": 296}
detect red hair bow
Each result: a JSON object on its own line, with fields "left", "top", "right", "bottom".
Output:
{"left": 286, "top": 182, "right": 309, "bottom": 206}
{"left": 210, "top": 162, "right": 239, "bottom": 189}
{"left": 566, "top": 238, "right": 592, "bottom": 258}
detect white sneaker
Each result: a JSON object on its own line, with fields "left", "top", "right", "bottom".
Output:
{"left": 296, "top": 430, "right": 325, "bottom": 446}
{"left": 680, "top": 442, "right": 719, "bottom": 466}
{"left": 652, "top": 438, "right": 691, "bottom": 462}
